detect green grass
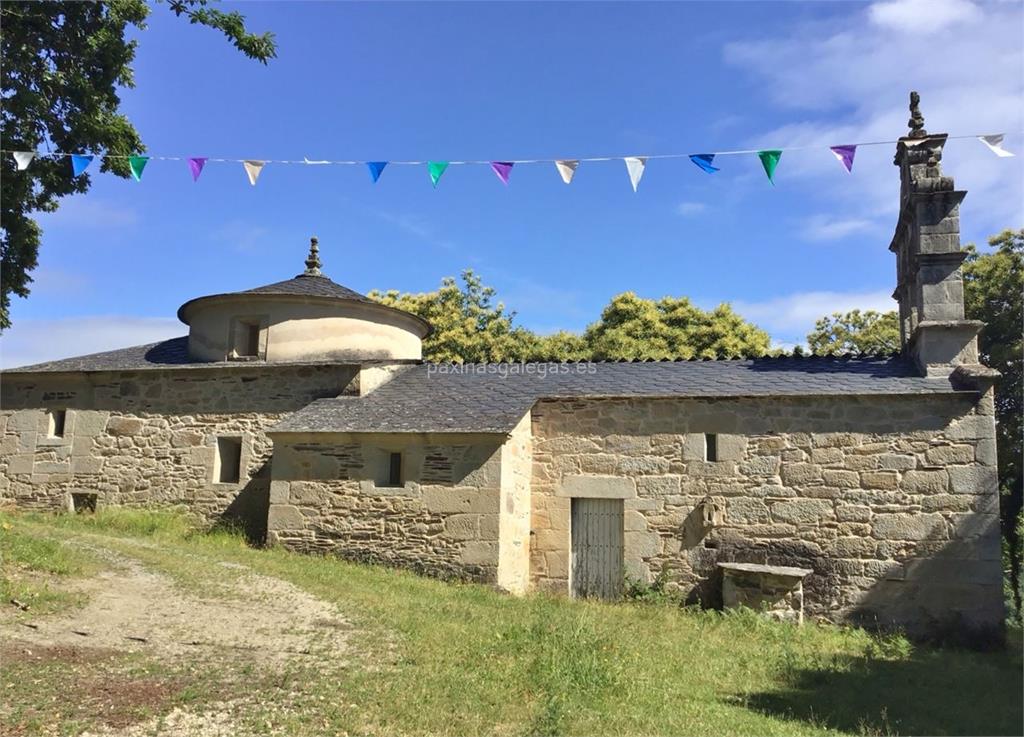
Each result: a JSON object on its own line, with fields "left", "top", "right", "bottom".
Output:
{"left": 5, "top": 509, "right": 1023, "bottom": 736}
{"left": 0, "top": 512, "right": 98, "bottom": 615}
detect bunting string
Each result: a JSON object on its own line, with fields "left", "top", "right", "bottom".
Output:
{"left": 2, "top": 131, "right": 1016, "bottom": 188}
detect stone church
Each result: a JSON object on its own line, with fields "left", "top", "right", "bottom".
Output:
{"left": 0, "top": 103, "right": 1003, "bottom": 637}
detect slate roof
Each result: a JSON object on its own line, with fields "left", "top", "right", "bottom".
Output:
{"left": 240, "top": 274, "right": 373, "bottom": 303}
{"left": 0, "top": 337, "right": 365, "bottom": 374}
{"left": 270, "top": 356, "right": 963, "bottom": 435}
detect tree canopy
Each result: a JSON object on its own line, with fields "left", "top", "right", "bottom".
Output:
{"left": 370, "top": 271, "right": 771, "bottom": 364}
{"left": 0, "top": 0, "right": 276, "bottom": 329}
{"left": 806, "top": 309, "right": 900, "bottom": 355}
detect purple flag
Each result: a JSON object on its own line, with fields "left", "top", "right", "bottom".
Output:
{"left": 188, "top": 157, "right": 207, "bottom": 182}
{"left": 490, "top": 161, "right": 514, "bottom": 185}
{"left": 830, "top": 145, "right": 856, "bottom": 173}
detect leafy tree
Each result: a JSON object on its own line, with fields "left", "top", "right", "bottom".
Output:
{"left": 0, "top": 1, "right": 276, "bottom": 328}
{"left": 807, "top": 309, "right": 901, "bottom": 355}
{"left": 584, "top": 293, "right": 771, "bottom": 360}
{"left": 963, "top": 229, "right": 1023, "bottom": 616}
{"left": 370, "top": 271, "right": 537, "bottom": 364}
{"left": 371, "top": 274, "right": 772, "bottom": 363}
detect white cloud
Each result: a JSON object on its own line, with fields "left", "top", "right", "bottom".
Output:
{"left": 870, "top": 0, "right": 980, "bottom": 34}
{"left": 0, "top": 316, "right": 182, "bottom": 369}
{"left": 723, "top": 0, "right": 1024, "bottom": 237}
{"left": 732, "top": 289, "right": 896, "bottom": 343}
{"left": 676, "top": 201, "right": 708, "bottom": 216}
{"left": 799, "top": 215, "right": 878, "bottom": 242}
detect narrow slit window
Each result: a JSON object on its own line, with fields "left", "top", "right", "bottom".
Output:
{"left": 387, "top": 452, "right": 403, "bottom": 487}
{"left": 215, "top": 436, "right": 242, "bottom": 483}
{"left": 48, "top": 409, "right": 67, "bottom": 438}
{"left": 243, "top": 323, "right": 260, "bottom": 357}
{"left": 705, "top": 433, "right": 718, "bottom": 462}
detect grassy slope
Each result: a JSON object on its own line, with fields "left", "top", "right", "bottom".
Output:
{"left": 2, "top": 509, "right": 1022, "bottom": 737}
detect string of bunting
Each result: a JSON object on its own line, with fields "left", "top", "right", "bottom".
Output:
{"left": 3, "top": 133, "right": 1016, "bottom": 189}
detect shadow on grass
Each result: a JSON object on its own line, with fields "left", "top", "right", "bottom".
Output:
{"left": 742, "top": 640, "right": 1024, "bottom": 736}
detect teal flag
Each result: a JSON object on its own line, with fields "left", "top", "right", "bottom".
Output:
{"left": 428, "top": 161, "right": 449, "bottom": 187}
{"left": 758, "top": 150, "right": 782, "bottom": 184}
{"left": 128, "top": 155, "right": 149, "bottom": 181}
{"left": 71, "top": 154, "right": 93, "bottom": 177}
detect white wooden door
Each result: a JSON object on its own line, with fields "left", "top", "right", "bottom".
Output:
{"left": 570, "top": 498, "right": 624, "bottom": 599}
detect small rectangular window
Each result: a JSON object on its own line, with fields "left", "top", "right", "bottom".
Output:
{"left": 215, "top": 436, "right": 242, "bottom": 483}
{"left": 48, "top": 409, "right": 67, "bottom": 438}
{"left": 705, "top": 433, "right": 718, "bottom": 462}
{"left": 243, "top": 323, "right": 260, "bottom": 357}
{"left": 387, "top": 452, "right": 402, "bottom": 487}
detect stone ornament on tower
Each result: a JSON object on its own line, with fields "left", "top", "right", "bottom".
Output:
{"left": 907, "top": 90, "right": 927, "bottom": 139}
{"left": 303, "top": 236, "right": 322, "bottom": 277}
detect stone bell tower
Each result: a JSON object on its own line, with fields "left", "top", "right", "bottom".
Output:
{"left": 889, "top": 92, "right": 989, "bottom": 381}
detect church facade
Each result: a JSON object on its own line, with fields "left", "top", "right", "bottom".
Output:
{"left": 0, "top": 109, "right": 1003, "bottom": 637}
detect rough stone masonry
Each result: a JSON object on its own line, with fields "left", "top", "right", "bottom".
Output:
{"left": 0, "top": 93, "right": 1004, "bottom": 640}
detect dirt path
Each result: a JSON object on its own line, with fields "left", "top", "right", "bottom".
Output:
{"left": 1, "top": 542, "right": 352, "bottom": 665}
{"left": 1, "top": 537, "right": 356, "bottom": 736}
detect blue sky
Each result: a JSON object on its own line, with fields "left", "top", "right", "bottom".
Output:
{"left": 3, "top": 0, "right": 1022, "bottom": 367}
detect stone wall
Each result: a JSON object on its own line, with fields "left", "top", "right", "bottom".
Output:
{"left": 266, "top": 432, "right": 510, "bottom": 583}
{"left": 0, "top": 365, "right": 358, "bottom": 537}
{"left": 529, "top": 392, "right": 1003, "bottom": 637}
{"left": 497, "top": 414, "right": 533, "bottom": 594}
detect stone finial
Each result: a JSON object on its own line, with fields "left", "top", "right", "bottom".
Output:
{"left": 303, "top": 236, "right": 322, "bottom": 277}
{"left": 907, "top": 90, "right": 927, "bottom": 139}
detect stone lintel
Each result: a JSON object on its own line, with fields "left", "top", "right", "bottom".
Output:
{"left": 556, "top": 474, "right": 636, "bottom": 499}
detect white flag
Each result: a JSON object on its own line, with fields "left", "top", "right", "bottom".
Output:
{"left": 979, "top": 134, "right": 1014, "bottom": 158}
{"left": 243, "top": 160, "right": 266, "bottom": 185}
{"left": 624, "top": 157, "right": 647, "bottom": 192}
{"left": 12, "top": 151, "right": 34, "bottom": 170}
{"left": 555, "top": 159, "right": 579, "bottom": 184}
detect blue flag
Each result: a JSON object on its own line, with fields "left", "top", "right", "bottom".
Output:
{"left": 689, "top": 154, "right": 719, "bottom": 174}
{"left": 71, "top": 154, "right": 94, "bottom": 177}
{"left": 367, "top": 161, "right": 388, "bottom": 183}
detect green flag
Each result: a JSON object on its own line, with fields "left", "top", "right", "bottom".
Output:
{"left": 757, "top": 150, "right": 781, "bottom": 184}
{"left": 129, "top": 155, "right": 149, "bottom": 182}
{"left": 428, "top": 161, "right": 449, "bottom": 188}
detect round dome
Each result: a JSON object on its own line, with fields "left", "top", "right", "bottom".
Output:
{"left": 177, "top": 238, "right": 431, "bottom": 363}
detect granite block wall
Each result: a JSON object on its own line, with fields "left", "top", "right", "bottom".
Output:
{"left": 528, "top": 392, "right": 1003, "bottom": 636}
{"left": 0, "top": 365, "right": 358, "bottom": 536}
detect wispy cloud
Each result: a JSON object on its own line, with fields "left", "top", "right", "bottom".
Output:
{"left": 731, "top": 289, "right": 896, "bottom": 344}
{"left": 723, "top": 0, "right": 1024, "bottom": 235}
{"left": 676, "top": 201, "right": 708, "bottom": 217}
{"left": 799, "top": 215, "right": 878, "bottom": 242}
{"left": 27, "top": 268, "right": 92, "bottom": 297}
{"left": 0, "top": 316, "right": 181, "bottom": 369}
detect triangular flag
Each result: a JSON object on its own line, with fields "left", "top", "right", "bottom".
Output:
{"left": 128, "top": 155, "right": 149, "bottom": 181}
{"left": 243, "top": 160, "right": 265, "bottom": 186}
{"left": 555, "top": 159, "right": 579, "bottom": 184}
{"left": 689, "top": 154, "right": 719, "bottom": 174}
{"left": 490, "top": 161, "right": 514, "bottom": 186}
{"left": 367, "top": 161, "right": 388, "bottom": 182}
{"left": 12, "top": 151, "right": 34, "bottom": 171}
{"left": 428, "top": 161, "right": 449, "bottom": 188}
{"left": 979, "top": 134, "right": 1015, "bottom": 158}
{"left": 757, "top": 150, "right": 782, "bottom": 184}
{"left": 188, "top": 157, "right": 207, "bottom": 182}
{"left": 71, "top": 154, "right": 93, "bottom": 177}
{"left": 830, "top": 145, "right": 856, "bottom": 172}
{"left": 624, "top": 157, "right": 647, "bottom": 192}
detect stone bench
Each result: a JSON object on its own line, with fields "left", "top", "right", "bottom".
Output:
{"left": 718, "top": 562, "right": 813, "bottom": 624}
